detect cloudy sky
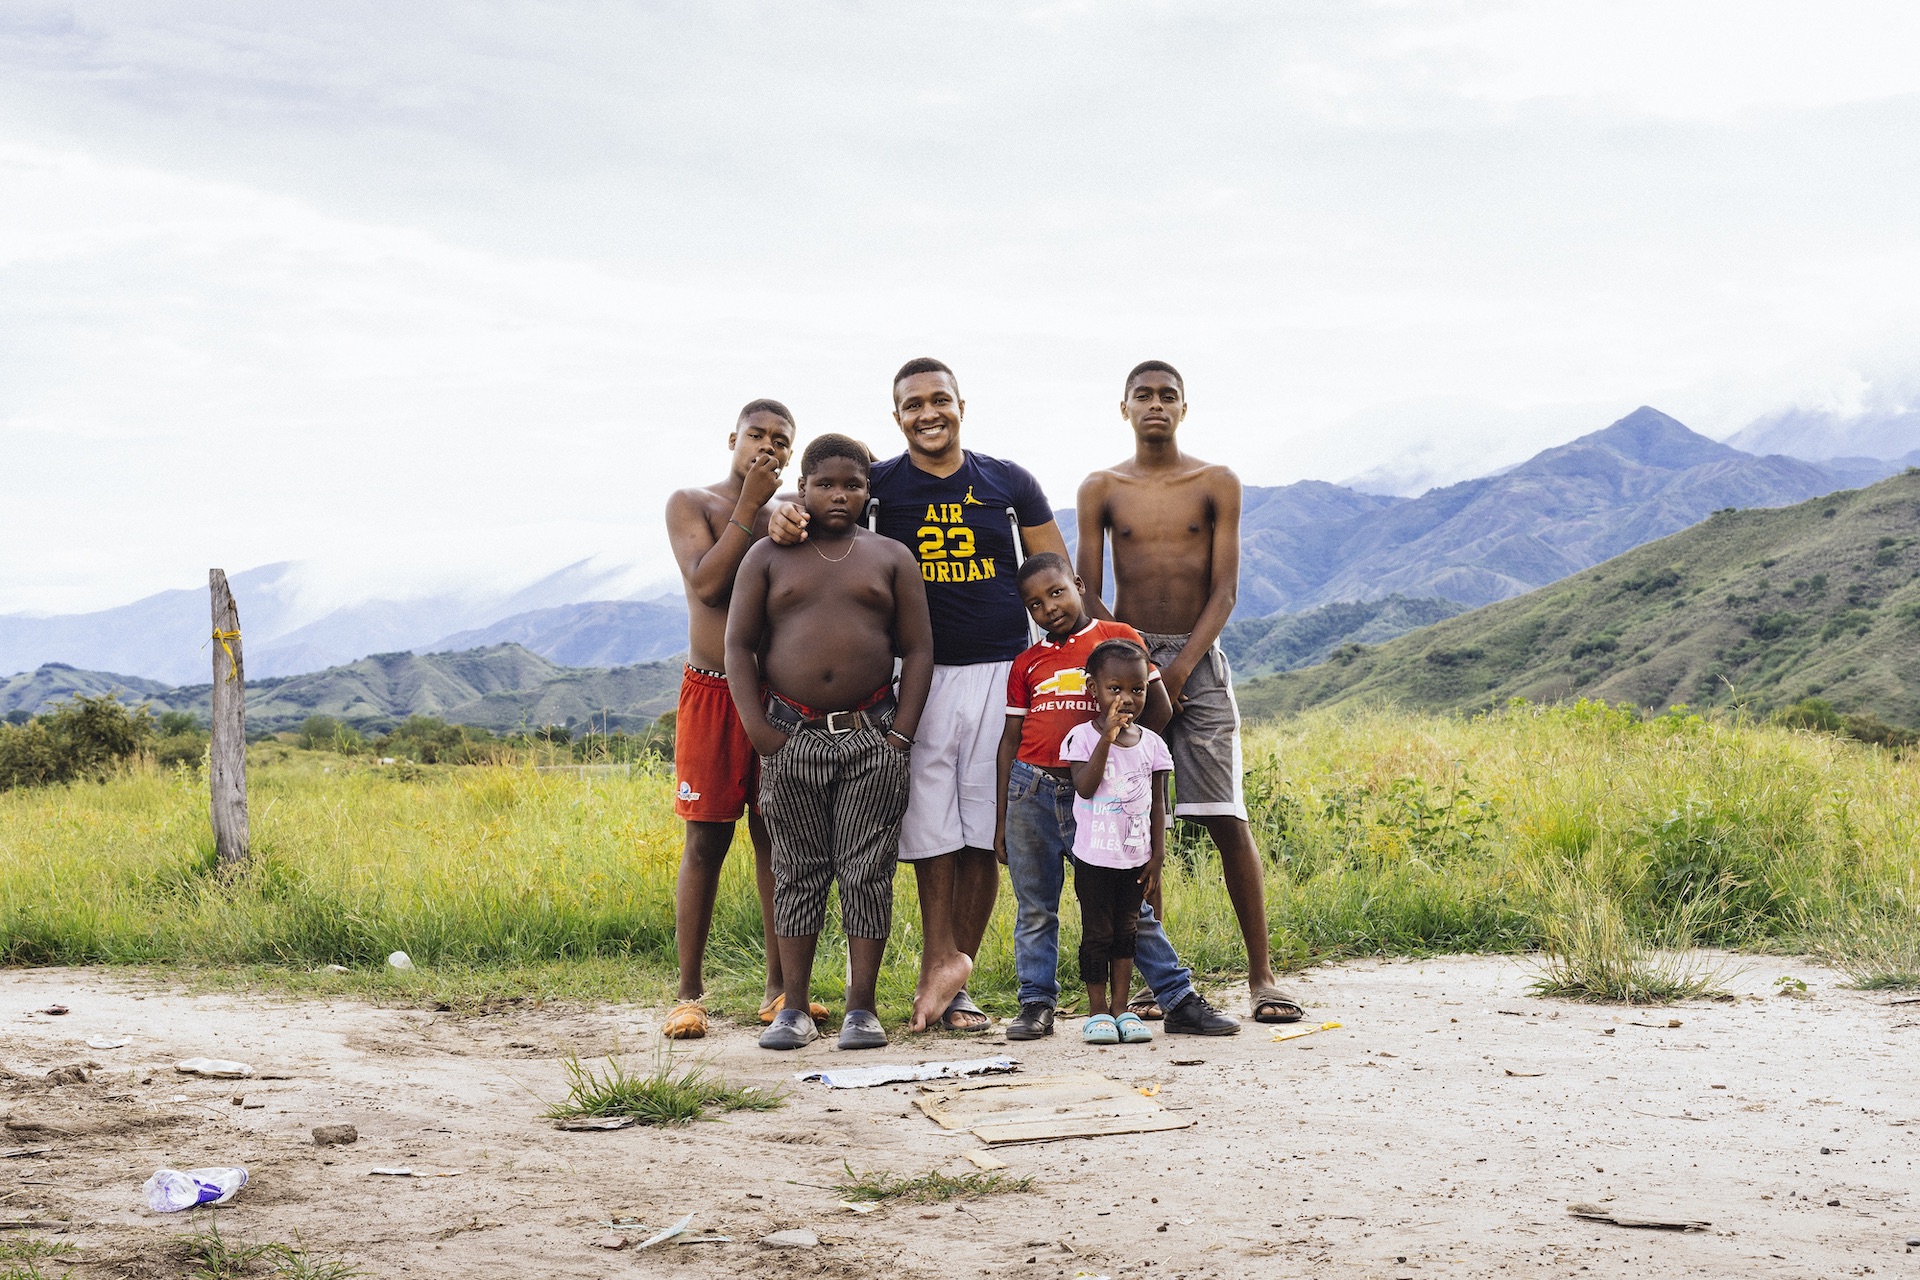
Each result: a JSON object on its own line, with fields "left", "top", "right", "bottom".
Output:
{"left": 4, "top": 1, "right": 1918, "bottom": 615}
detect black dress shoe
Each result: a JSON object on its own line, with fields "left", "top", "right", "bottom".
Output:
{"left": 1005, "top": 1002, "right": 1055, "bottom": 1041}
{"left": 1162, "top": 991, "right": 1241, "bottom": 1036}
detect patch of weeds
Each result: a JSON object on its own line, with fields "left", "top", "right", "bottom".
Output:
{"left": 181, "top": 1217, "right": 280, "bottom": 1280}
{"left": 1528, "top": 883, "right": 1731, "bottom": 1004}
{"left": 0, "top": 1236, "right": 76, "bottom": 1280}
{"left": 177, "top": 1217, "right": 363, "bottom": 1280}
{"left": 835, "top": 1163, "right": 1034, "bottom": 1204}
{"left": 262, "top": 1244, "right": 363, "bottom": 1280}
{"left": 1773, "top": 975, "right": 1810, "bottom": 999}
{"left": 1810, "top": 912, "right": 1920, "bottom": 990}
{"left": 543, "top": 1046, "right": 784, "bottom": 1126}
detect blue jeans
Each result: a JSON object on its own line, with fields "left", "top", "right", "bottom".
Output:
{"left": 1004, "top": 759, "right": 1194, "bottom": 1011}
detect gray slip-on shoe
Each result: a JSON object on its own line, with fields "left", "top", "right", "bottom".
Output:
{"left": 758, "top": 1007, "right": 819, "bottom": 1050}
{"left": 836, "top": 1009, "right": 888, "bottom": 1050}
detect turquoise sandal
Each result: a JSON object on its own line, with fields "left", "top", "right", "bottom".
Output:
{"left": 1115, "top": 1011, "right": 1154, "bottom": 1043}
{"left": 1081, "top": 1014, "right": 1119, "bottom": 1045}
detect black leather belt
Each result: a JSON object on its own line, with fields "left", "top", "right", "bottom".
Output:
{"left": 765, "top": 696, "right": 896, "bottom": 735}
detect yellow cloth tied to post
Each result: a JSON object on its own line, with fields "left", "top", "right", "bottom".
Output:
{"left": 211, "top": 628, "right": 242, "bottom": 681}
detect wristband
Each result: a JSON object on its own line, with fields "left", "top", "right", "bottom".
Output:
{"left": 886, "top": 729, "right": 914, "bottom": 746}
{"left": 731, "top": 519, "right": 755, "bottom": 539}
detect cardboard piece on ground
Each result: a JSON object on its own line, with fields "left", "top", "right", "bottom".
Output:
{"left": 915, "top": 1070, "right": 1194, "bottom": 1145}
{"left": 0, "top": 1147, "right": 52, "bottom": 1160}
{"left": 1566, "top": 1202, "right": 1710, "bottom": 1230}
{"left": 964, "top": 1148, "right": 1008, "bottom": 1170}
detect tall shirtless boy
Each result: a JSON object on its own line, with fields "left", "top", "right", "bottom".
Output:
{"left": 1074, "top": 361, "right": 1305, "bottom": 1024}
{"left": 726, "top": 434, "right": 935, "bottom": 1050}
{"left": 660, "top": 399, "right": 818, "bottom": 1039}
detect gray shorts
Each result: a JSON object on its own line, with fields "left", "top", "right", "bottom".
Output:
{"left": 1140, "top": 632, "right": 1246, "bottom": 821}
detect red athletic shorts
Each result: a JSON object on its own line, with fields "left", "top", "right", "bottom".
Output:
{"left": 672, "top": 666, "right": 758, "bottom": 823}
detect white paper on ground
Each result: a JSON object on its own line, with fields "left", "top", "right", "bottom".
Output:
{"left": 795, "top": 1055, "right": 1018, "bottom": 1089}
{"left": 175, "top": 1058, "right": 253, "bottom": 1078}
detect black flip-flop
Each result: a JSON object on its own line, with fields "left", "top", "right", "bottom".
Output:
{"left": 940, "top": 989, "right": 991, "bottom": 1031}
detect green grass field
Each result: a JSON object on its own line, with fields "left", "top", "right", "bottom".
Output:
{"left": 3, "top": 703, "right": 1916, "bottom": 1019}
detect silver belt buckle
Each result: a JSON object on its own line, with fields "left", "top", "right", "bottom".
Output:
{"left": 824, "top": 710, "right": 857, "bottom": 735}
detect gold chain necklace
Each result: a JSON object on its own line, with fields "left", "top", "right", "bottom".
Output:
{"left": 813, "top": 536, "right": 855, "bottom": 563}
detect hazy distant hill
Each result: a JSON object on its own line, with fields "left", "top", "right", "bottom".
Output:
{"left": 1219, "top": 596, "right": 1469, "bottom": 680}
{"left": 1249, "top": 408, "right": 1887, "bottom": 612}
{"left": 1, "top": 644, "right": 682, "bottom": 735}
{"left": 0, "top": 663, "right": 173, "bottom": 719}
{"left": 0, "top": 563, "right": 311, "bottom": 689}
{"left": 429, "top": 598, "right": 688, "bottom": 667}
{"left": 1238, "top": 470, "right": 1920, "bottom": 727}
{"left": 0, "top": 559, "right": 660, "bottom": 685}
{"left": 1728, "top": 407, "right": 1920, "bottom": 465}
{"left": 1058, "top": 407, "right": 1890, "bottom": 620}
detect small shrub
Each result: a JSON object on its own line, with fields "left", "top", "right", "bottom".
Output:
{"left": 1820, "top": 609, "right": 1873, "bottom": 642}
{"left": 0, "top": 694, "right": 154, "bottom": 791}
{"left": 1635, "top": 800, "right": 1783, "bottom": 938}
{"left": 1774, "top": 698, "right": 1841, "bottom": 732}
{"left": 1529, "top": 882, "right": 1730, "bottom": 1004}
{"left": 1621, "top": 567, "right": 1681, "bottom": 594}
{"left": 375, "top": 717, "right": 491, "bottom": 765}
{"left": 1750, "top": 612, "right": 1803, "bottom": 641}
{"left": 1784, "top": 573, "right": 1827, "bottom": 600}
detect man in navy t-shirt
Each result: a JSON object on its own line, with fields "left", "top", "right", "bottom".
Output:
{"left": 771, "top": 357, "right": 1071, "bottom": 1033}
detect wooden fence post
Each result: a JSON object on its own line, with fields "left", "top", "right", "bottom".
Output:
{"left": 209, "top": 569, "right": 250, "bottom": 865}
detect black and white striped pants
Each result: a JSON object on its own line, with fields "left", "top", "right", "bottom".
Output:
{"left": 758, "top": 706, "right": 911, "bottom": 940}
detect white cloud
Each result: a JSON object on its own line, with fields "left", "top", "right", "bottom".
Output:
{"left": 2, "top": 2, "right": 1918, "bottom": 614}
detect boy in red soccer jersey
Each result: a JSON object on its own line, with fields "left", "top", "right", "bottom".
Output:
{"left": 990, "top": 553, "right": 1240, "bottom": 1041}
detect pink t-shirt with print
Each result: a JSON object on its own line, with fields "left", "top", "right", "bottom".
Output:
{"left": 1058, "top": 721, "right": 1173, "bottom": 870}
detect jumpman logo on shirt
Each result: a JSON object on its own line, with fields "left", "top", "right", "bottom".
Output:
{"left": 962, "top": 486, "right": 984, "bottom": 505}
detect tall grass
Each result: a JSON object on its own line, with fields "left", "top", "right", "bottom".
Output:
{"left": 2, "top": 702, "right": 1916, "bottom": 1014}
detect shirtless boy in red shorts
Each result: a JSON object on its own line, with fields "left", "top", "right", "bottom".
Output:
{"left": 661, "top": 399, "right": 823, "bottom": 1038}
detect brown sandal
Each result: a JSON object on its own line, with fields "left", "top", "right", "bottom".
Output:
{"left": 1251, "top": 985, "right": 1305, "bottom": 1023}
{"left": 662, "top": 1001, "right": 709, "bottom": 1039}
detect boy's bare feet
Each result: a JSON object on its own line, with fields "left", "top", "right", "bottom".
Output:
{"left": 909, "top": 950, "right": 973, "bottom": 1032}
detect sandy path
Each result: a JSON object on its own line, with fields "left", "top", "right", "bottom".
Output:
{"left": 2, "top": 957, "right": 1915, "bottom": 1278}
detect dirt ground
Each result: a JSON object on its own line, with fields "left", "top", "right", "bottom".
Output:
{"left": 2, "top": 956, "right": 1915, "bottom": 1279}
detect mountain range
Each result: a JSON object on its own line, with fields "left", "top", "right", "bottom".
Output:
{"left": 1237, "top": 469, "right": 1920, "bottom": 728}
{"left": 0, "top": 645, "right": 683, "bottom": 736}
{"left": 2, "top": 406, "right": 1913, "bottom": 688}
